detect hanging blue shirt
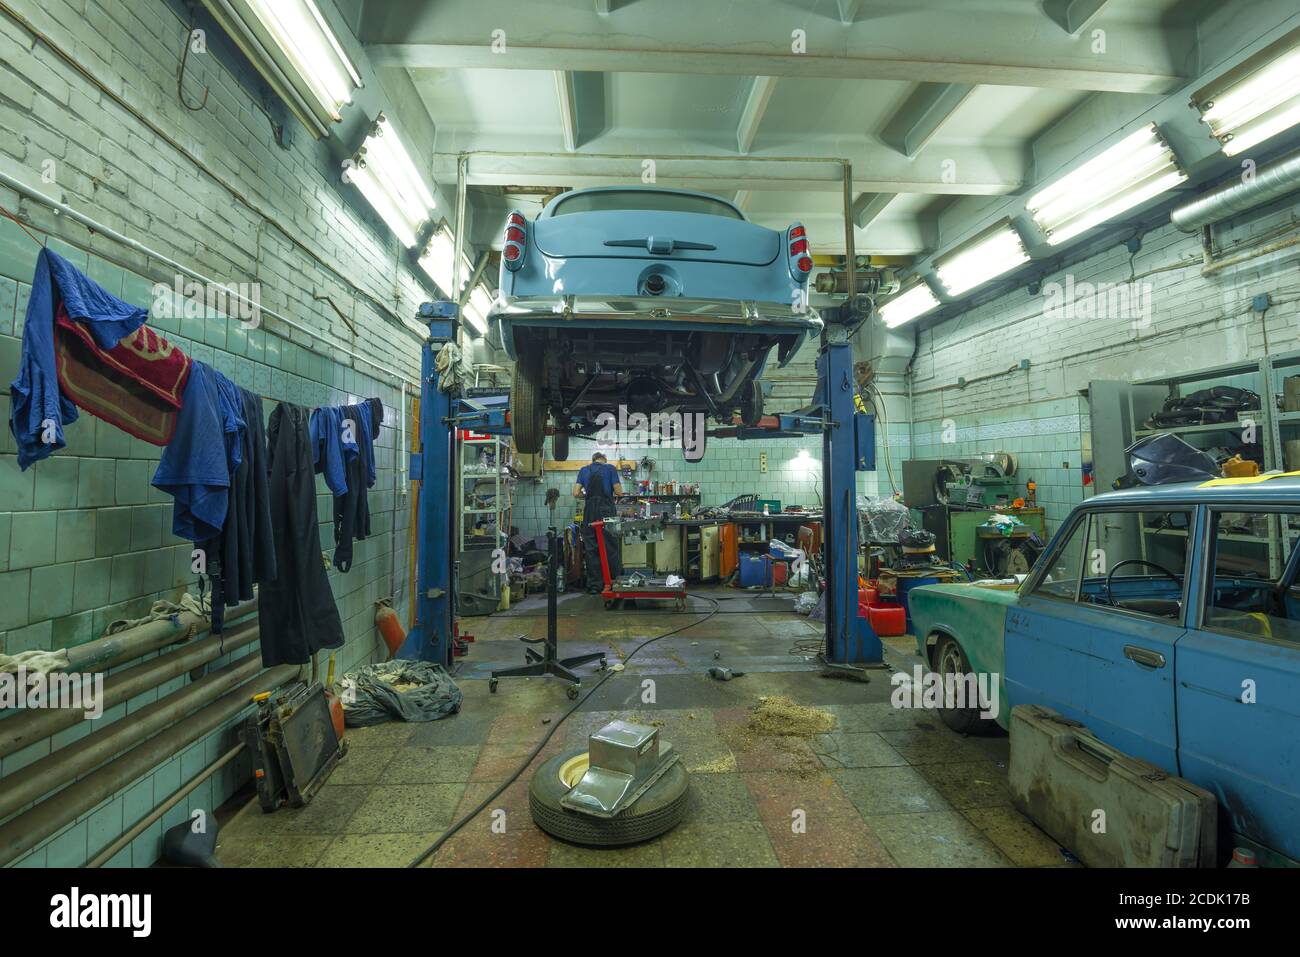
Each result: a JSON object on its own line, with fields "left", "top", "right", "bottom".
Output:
{"left": 309, "top": 405, "right": 359, "bottom": 497}
{"left": 152, "top": 361, "right": 245, "bottom": 542}
{"left": 8, "top": 247, "right": 148, "bottom": 469}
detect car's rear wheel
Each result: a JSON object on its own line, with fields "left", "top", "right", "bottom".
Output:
{"left": 511, "top": 349, "right": 545, "bottom": 455}
{"left": 740, "top": 379, "right": 763, "bottom": 427}
{"left": 932, "top": 634, "right": 998, "bottom": 736}
{"left": 552, "top": 431, "right": 569, "bottom": 462}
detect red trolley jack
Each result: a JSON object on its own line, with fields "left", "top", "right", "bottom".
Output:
{"left": 591, "top": 519, "right": 688, "bottom": 611}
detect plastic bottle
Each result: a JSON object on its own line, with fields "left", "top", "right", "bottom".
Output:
{"left": 1228, "top": 847, "right": 1258, "bottom": 867}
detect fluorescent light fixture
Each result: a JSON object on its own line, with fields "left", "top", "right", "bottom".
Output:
{"left": 418, "top": 226, "right": 474, "bottom": 299}
{"left": 1028, "top": 124, "right": 1187, "bottom": 246}
{"left": 344, "top": 115, "right": 436, "bottom": 248}
{"left": 878, "top": 281, "right": 940, "bottom": 328}
{"left": 201, "top": 0, "right": 360, "bottom": 137}
{"left": 1191, "top": 25, "right": 1300, "bottom": 157}
{"left": 461, "top": 284, "right": 494, "bottom": 337}
{"left": 934, "top": 219, "right": 1030, "bottom": 296}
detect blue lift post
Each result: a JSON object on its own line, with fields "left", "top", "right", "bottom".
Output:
{"left": 818, "top": 334, "right": 884, "bottom": 665}
{"left": 399, "top": 302, "right": 457, "bottom": 666}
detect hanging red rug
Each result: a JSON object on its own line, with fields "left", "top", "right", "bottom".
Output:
{"left": 53, "top": 303, "right": 192, "bottom": 445}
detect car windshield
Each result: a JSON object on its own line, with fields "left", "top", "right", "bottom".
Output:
{"left": 549, "top": 190, "right": 743, "bottom": 220}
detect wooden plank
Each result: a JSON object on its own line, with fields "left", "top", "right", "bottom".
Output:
{"left": 543, "top": 459, "right": 638, "bottom": 472}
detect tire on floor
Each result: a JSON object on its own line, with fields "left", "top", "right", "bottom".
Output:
{"left": 529, "top": 747, "right": 691, "bottom": 846}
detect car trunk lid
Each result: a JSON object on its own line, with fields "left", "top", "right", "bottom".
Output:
{"left": 534, "top": 210, "right": 779, "bottom": 267}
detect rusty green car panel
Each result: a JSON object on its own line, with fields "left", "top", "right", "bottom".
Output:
{"left": 909, "top": 583, "right": 1018, "bottom": 729}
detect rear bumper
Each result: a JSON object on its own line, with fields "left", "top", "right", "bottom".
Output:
{"left": 489, "top": 294, "right": 822, "bottom": 361}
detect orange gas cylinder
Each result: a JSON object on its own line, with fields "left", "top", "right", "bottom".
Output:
{"left": 375, "top": 601, "right": 406, "bottom": 660}
{"left": 324, "top": 654, "right": 345, "bottom": 741}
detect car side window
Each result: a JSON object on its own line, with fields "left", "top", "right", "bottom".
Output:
{"left": 1204, "top": 508, "right": 1300, "bottom": 645}
{"left": 1028, "top": 514, "right": 1088, "bottom": 601}
{"left": 1079, "top": 509, "right": 1191, "bottom": 620}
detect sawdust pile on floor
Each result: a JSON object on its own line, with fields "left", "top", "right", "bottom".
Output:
{"left": 745, "top": 695, "right": 835, "bottom": 738}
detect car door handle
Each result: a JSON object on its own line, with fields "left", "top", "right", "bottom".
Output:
{"left": 1123, "top": 645, "right": 1166, "bottom": 669}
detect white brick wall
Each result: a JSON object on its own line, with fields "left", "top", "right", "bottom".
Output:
{"left": 0, "top": 0, "right": 432, "bottom": 382}
{"left": 911, "top": 199, "right": 1300, "bottom": 423}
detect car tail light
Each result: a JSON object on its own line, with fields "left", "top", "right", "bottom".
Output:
{"left": 504, "top": 210, "right": 527, "bottom": 271}
{"left": 787, "top": 223, "right": 812, "bottom": 284}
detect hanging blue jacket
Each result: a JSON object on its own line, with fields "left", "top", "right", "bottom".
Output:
{"left": 152, "top": 361, "right": 245, "bottom": 542}
{"left": 8, "top": 248, "right": 148, "bottom": 469}
{"left": 309, "top": 404, "right": 359, "bottom": 497}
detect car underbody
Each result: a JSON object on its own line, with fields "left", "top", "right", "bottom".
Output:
{"left": 509, "top": 325, "right": 804, "bottom": 456}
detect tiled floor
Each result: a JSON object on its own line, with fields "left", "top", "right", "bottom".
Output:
{"left": 215, "top": 588, "right": 1071, "bottom": 868}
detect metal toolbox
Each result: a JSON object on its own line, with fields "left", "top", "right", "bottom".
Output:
{"left": 1008, "top": 704, "right": 1217, "bottom": 868}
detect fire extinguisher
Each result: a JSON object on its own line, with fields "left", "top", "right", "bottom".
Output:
{"left": 374, "top": 599, "right": 406, "bottom": 660}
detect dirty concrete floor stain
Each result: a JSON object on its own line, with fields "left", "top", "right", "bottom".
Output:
{"left": 216, "top": 588, "right": 1068, "bottom": 868}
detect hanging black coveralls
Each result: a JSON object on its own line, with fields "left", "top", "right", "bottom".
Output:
{"left": 204, "top": 386, "right": 275, "bottom": 633}
{"left": 260, "top": 402, "right": 345, "bottom": 666}
{"left": 332, "top": 398, "right": 382, "bottom": 572}
{"left": 578, "top": 460, "right": 622, "bottom": 590}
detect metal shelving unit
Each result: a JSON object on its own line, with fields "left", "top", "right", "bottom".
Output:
{"left": 459, "top": 433, "right": 512, "bottom": 553}
{"left": 1123, "top": 357, "right": 1281, "bottom": 576}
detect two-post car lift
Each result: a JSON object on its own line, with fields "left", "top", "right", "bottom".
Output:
{"left": 400, "top": 301, "right": 884, "bottom": 670}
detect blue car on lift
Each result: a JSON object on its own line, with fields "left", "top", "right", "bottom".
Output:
{"left": 487, "top": 186, "right": 823, "bottom": 456}
{"left": 908, "top": 476, "right": 1300, "bottom": 865}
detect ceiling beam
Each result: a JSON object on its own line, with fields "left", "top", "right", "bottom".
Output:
{"left": 551, "top": 70, "right": 607, "bottom": 151}
{"left": 880, "top": 83, "right": 974, "bottom": 158}
{"left": 1043, "top": 0, "right": 1111, "bottom": 36}
{"left": 736, "top": 76, "right": 778, "bottom": 154}
{"left": 362, "top": 0, "right": 1190, "bottom": 93}
{"left": 432, "top": 149, "right": 1022, "bottom": 195}
{"left": 851, "top": 193, "right": 894, "bottom": 229}
{"left": 553, "top": 72, "right": 577, "bottom": 152}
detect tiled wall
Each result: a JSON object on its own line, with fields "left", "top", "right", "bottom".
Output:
{"left": 909, "top": 397, "right": 1092, "bottom": 533}
{"left": 910, "top": 198, "right": 1300, "bottom": 456}
{"left": 0, "top": 0, "right": 426, "bottom": 866}
{"left": 511, "top": 434, "right": 824, "bottom": 538}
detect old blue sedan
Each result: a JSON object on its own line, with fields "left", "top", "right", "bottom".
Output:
{"left": 488, "top": 186, "right": 823, "bottom": 456}
{"left": 909, "top": 475, "right": 1300, "bottom": 865}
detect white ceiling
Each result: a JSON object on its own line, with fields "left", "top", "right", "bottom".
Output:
{"left": 351, "top": 0, "right": 1300, "bottom": 289}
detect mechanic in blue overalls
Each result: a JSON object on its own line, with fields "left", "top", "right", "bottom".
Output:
{"left": 574, "top": 452, "right": 623, "bottom": 593}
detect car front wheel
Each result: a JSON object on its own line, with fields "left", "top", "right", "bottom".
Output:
{"left": 511, "top": 349, "right": 545, "bottom": 455}
{"left": 932, "top": 635, "right": 998, "bottom": 736}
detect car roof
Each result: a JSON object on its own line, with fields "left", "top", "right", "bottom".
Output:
{"left": 1082, "top": 474, "right": 1300, "bottom": 508}
{"left": 540, "top": 185, "right": 745, "bottom": 219}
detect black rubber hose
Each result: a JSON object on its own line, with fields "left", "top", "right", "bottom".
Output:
{"left": 406, "top": 595, "right": 721, "bottom": 867}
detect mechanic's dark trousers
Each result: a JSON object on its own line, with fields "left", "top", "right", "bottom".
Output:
{"left": 260, "top": 402, "right": 346, "bottom": 666}
{"left": 580, "top": 496, "right": 621, "bottom": 589}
